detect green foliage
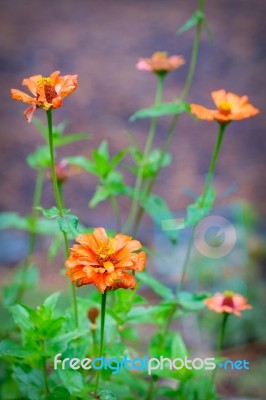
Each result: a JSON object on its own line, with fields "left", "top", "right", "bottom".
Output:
{"left": 3, "top": 264, "right": 39, "bottom": 306}
{"left": 177, "top": 11, "right": 205, "bottom": 35}
{"left": 143, "top": 194, "right": 178, "bottom": 243}
{"left": 128, "top": 147, "right": 172, "bottom": 178}
{"left": 37, "top": 206, "right": 79, "bottom": 238}
{"left": 130, "top": 101, "right": 190, "bottom": 121}
{"left": 179, "top": 186, "right": 216, "bottom": 229}
{"left": 0, "top": 212, "right": 57, "bottom": 235}
{"left": 32, "top": 117, "right": 91, "bottom": 147}
{"left": 27, "top": 146, "right": 51, "bottom": 169}
{"left": 67, "top": 141, "right": 129, "bottom": 208}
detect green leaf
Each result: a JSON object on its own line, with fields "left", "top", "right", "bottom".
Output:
{"left": 53, "top": 132, "right": 91, "bottom": 147}
{"left": 143, "top": 194, "right": 178, "bottom": 244}
{"left": 0, "top": 339, "right": 34, "bottom": 359}
{"left": 56, "top": 368, "right": 85, "bottom": 395}
{"left": 26, "top": 146, "right": 51, "bottom": 169}
{"left": 137, "top": 271, "right": 174, "bottom": 300}
{"left": 32, "top": 117, "right": 48, "bottom": 140}
{"left": 98, "top": 389, "right": 119, "bottom": 400}
{"left": 43, "top": 292, "right": 61, "bottom": 314}
{"left": 66, "top": 155, "right": 97, "bottom": 175}
{"left": 8, "top": 304, "right": 34, "bottom": 333}
{"left": 177, "top": 291, "right": 209, "bottom": 312}
{"left": 48, "top": 234, "right": 63, "bottom": 259}
{"left": 13, "top": 367, "right": 44, "bottom": 400}
{"left": 98, "top": 140, "right": 109, "bottom": 159}
{"left": 3, "top": 264, "right": 39, "bottom": 306}
{"left": 177, "top": 10, "right": 205, "bottom": 35}
{"left": 183, "top": 186, "right": 216, "bottom": 228}
{"left": 57, "top": 213, "right": 79, "bottom": 238}
{"left": 0, "top": 211, "right": 58, "bottom": 235}
{"left": 36, "top": 206, "right": 66, "bottom": 219}
{"left": 130, "top": 101, "right": 190, "bottom": 121}
{"left": 89, "top": 186, "right": 110, "bottom": 208}
{"left": 110, "top": 148, "right": 129, "bottom": 170}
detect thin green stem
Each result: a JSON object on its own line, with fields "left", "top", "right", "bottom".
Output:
{"left": 209, "top": 313, "right": 229, "bottom": 393}
{"left": 94, "top": 291, "right": 107, "bottom": 394}
{"left": 132, "top": 0, "right": 206, "bottom": 236}
{"left": 180, "top": 0, "right": 205, "bottom": 101}
{"left": 201, "top": 123, "right": 227, "bottom": 204}
{"left": 41, "top": 340, "right": 50, "bottom": 395}
{"left": 28, "top": 168, "right": 45, "bottom": 258}
{"left": 146, "top": 374, "right": 158, "bottom": 400}
{"left": 178, "top": 227, "right": 195, "bottom": 292}
{"left": 46, "top": 109, "right": 79, "bottom": 328}
{"left": 123, "top": 74, "right": 165, "bottom": 233}
{"left": 110, "top": 195, "right": 121, "bottom": 232}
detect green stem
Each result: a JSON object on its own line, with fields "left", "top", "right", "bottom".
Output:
{"left": 178, "top": 227, "right": 195, "bottom": 292}
{"left": 28, "top": 168, "right": 45, "bottom": 258}
{"left": 123, "top": 74, "right": 165, "bottom": 233}
{"left": 41, "top": 340, "right": 50, "bottom": 395}
{"left": 210, "top": 313, "right": 229, "bottom": 391}
{"left": 180, "top": 0, "right": 205, "bottom": 101}
{"left": 132, "top": 0, "right": 206, "bottom": 236}
{"left": 146, "top": 374, "right": 158, "bottom": 400}
{"left": 201, "top": 123, "right": 227, "bottom": 204}
{"left": 46, "top": 109, "right": 79, "bottom": 329}
{"left": 94, "top": 291, "right": 107, "bottom": 394}
{"left": 110, "top": 195, "right": 121, "bottom": 232}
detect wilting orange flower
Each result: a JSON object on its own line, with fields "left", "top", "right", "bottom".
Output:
{"left": 65, "top": 228, "right": 146, "bottom": 293}
{"left": 191, "top": 90, "right": 259, "bottom": 123}
{"left": 137, "top": 52, "right": 185, "bottom": 74}
{"left": 46, "top": 160, "right": 81, "bottom": 183}
{"left": 205, "top": 291, "right": 252, "bottom": 317}
{"left": 11, "top": 71, "right": 78, "bottom": 123}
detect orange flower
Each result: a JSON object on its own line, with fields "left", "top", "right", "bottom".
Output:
{"left": 205, "top": 291, "right": 252, "bottom": 317}
{"left": 46, "top": 160, "right": 81, "bottom": 183}
{"left": 191, "top": 90, "right": 259, "bottom": 123}
{"left": 65, "top": 228, "right": 146, "bottom": 293}
{"left": 137, "top": 52, "right": 185, "bottom": 74}
{"left": 11, "top": 71, "right": 78, "bottom": 123}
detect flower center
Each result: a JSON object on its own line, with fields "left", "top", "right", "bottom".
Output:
{"left": 153, "top": 51, "right": 168, "bottom": 60}
{"left": 218, "top": 101, "right": 232, "bottom": 115}
{"left": 37, "top": 77, "right": 57, "bottom": 103}
{"left": 97, "top": 245, "right": 118, "bottom": 267}
{"left": 222, "top": 290, "right": 234, "bottom": 307}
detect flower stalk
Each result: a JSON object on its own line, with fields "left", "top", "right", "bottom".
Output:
{"left": 94, "top": 291, "right": 107, "bottom": 393}
{"left": 46, "top": 109, "right": 79, "bottom": 328}
{"left": 124, "top": 73, "right": 165, "bottom": 233}
{"left": 132, "top": 0, "right": 206, "bottom": 235}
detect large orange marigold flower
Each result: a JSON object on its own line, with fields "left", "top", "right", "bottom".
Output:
{"left": 205, "top": 291, "right": 252, "bottom": 317}
{"left": 191, "top": 90, "right": 259, "bottom": 123}
{"left": 137, "top": 52, "right": 185, "bottom": 74}
{"left": 11, "top": 71, "right": 78, "bottom": 123}
{"left": 65, "top": 228, "right": 146, "bottom": 293}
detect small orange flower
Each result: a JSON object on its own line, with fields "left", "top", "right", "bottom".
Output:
{"left": 205, "top": 291, "right": 252, "bottom": 317}
{"left": 11, "top": 71, "right": 78, "bottom": 123}
{"left": 191, "top": 90, "right": 259, "bottom": 123}
{"left": 136, "top": 52, "right": 185, "bottom": 74}
{"left": 65, "top": 228, "right": 146, "bottom": 293}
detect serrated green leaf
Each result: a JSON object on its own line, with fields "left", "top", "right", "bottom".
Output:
{"left": 177, "top": 10, "right": 205, "bottom": 35}
{"left": 130, "top": 101, "right": 190, "bottom": 121}
{"left": 43, "top": 292, "right": 61, "bottom": 314}
{"left": 13, "top": 367, "right": 44, "bottom": 400}
{"left": 56, "top": 368, "right": 85, "bottom": 395}
{"left": 57, "top": 213, "right": 79, "bottom": 238}
{"left": 0, "top": 339, "right": 34, "bottom": 359}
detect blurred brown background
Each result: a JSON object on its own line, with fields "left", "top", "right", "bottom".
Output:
{"left": 0, "top": 2, "right": 266, "bottom": 397}
{"left": 0, "top": 0, "right": 265, "bottom": 225}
